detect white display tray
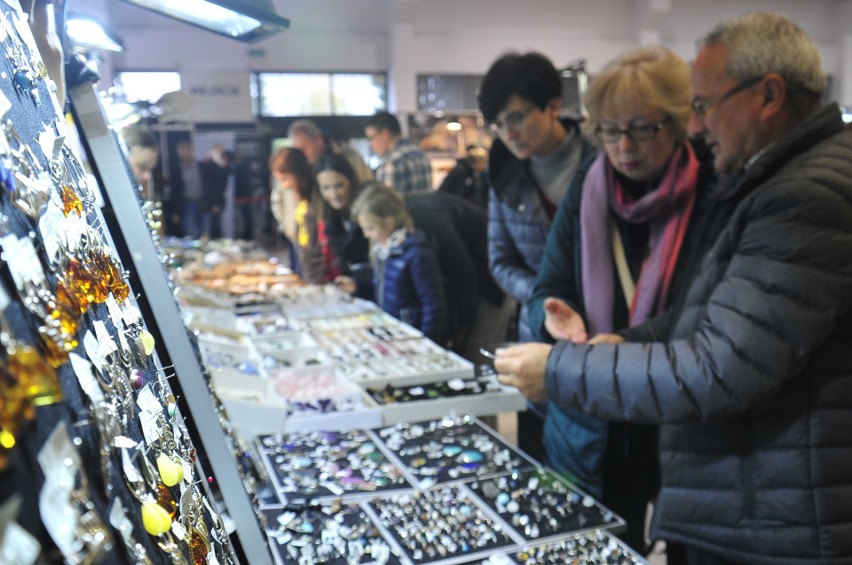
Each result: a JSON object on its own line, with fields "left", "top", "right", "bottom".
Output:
{"left": 340, "top": 347, "right": 475, "bottom": 388}
{"left": 296, "top": 310, "right": 404, "bottom": 332}
{"left": 234, "top": 312, "right": 296, "bottom": 336}
{"left": 200, "top": 338, "right": 267, "bottom": 403}
{"left": 221, "top": 395, "right": 382, "bottom": 437}
{"left": 257, "top": 346, "right": 334, "bottom": 371}
{"left": 183, "top": 305, "right": 245, "bottom": 339}
{"left": 250, "top": 331, "right": 319, "bottom": 355}
{"left": 266, "top": 366, "right": 365, "bottom": 409}
{"left": 374, "top": 387, "right": 527, "bottom": 425}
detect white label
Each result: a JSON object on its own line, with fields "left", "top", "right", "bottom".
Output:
{"left": 0, "top": 89, "right": 11, "bottom": 119}
{"left": 37, "top": 423, "right": 82, "bottom": 563}
{"left": 139, "top": 409, "right": 160, "bottom": 447}
{"left": 0, "top": 281, "right": 9, "bottom": 312}
{"left": 93, "top": 321, "right": 117, "bottom": 359}
{"left": 82, "top": 330, "right": 104, "bottom": 371}
{"left": 38, "top": 129, "right": 57, "bottom": 164}
{"left": 0, "top": 521, "right": 41, "bottom": 565}
{"left": 135, "top": 384, "right": 161, "bottom": 414}
{"left": 105, "top": 293, "right": 124, "bottom": 328}
{"left": 69, "top": 352, "right": 104, "bottom": 404}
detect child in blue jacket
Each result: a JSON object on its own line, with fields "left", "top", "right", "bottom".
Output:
{"left": 346, "top": 182, "right": 447, "bottom": 344}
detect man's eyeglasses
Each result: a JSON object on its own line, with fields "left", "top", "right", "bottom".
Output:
{"left": 595, "top": 120, "right": 668, "bottom": 144}
{"left": 488, "top": 105, "right": 537, "bottom": 135}
{"left": 691, "top": 75, "right": 765, "bottom": 117}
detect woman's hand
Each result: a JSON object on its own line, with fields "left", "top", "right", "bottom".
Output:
{"left": 544, "top": 297, "right": 588, "bottom": 343}
{"left": 494, "top": 343, "right": 553, "bottom": 403}
{"left": 334, "top": 276, "right": 356, "bottom": 295}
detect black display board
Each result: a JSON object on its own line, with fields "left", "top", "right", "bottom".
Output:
{"left": 70, "top": 82, "right": 273, "bottom": 564}
{"left": 0, "top": 1, "right": 238, "bottom": 563}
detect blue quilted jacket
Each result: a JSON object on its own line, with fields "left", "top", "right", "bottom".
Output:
{"left": 487, "top": 118, "right": 595, "bottom": 340}
{"left": 374, "top": 228, "right": 447, "bottom": 344}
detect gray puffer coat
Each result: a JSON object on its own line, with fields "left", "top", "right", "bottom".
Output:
{"left": 546, "top": 104, "right": 852, "bottom": 564}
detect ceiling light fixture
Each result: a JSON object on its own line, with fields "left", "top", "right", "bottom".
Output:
{"left": 119, "top": 0, "right": 290, "bottom": 43}
{"left": 66, "top": 13, "right": 124, "bottom": 52}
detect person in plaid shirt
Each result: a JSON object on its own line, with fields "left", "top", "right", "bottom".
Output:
{"left": 366, "top": 111, "right": 433, "bottom": 194}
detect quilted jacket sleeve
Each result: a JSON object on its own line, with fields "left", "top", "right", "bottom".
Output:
{"left": 547, "top": 163, "right": 852, "bottom": 424}
{"left": 487, "top": 187, "right": 537, "bottom": 303}
{"left": 409, "top": 243, "right": 447, "bottom": 343}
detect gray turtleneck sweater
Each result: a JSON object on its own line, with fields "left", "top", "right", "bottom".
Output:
{"left": 530, "top": 128, "right": 583, "bottom": 205}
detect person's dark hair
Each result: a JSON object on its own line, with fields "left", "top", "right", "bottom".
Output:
{"left": 269, "top": 147, "right": 315, "bottom": 201}
{"left": 121, "top": 127, "right": 157, "bottom": 151}
{"left": 366, "top": 111, "right": 402, "bottom": 136}
{"left": 478, "top": 51, "right": 563, "bottom": 122}
{"left": 314, "top": 152, "right": 361, "bottom": 221}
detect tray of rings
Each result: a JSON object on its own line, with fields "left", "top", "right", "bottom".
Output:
{"left": 256, "top": 429, "right": 412, "bottom": 501}
{"left": 261, "top": 502, "right": 404, "bottom": 565}
{"left": 330, "top": 338, "right": 475, "bottom": 388}
{"left": 365, "top": 485, "right": 515, "bottom": 564}
{"left": 374, "top": 415, "right": 536, "bottom": 489}
{"left": 467, "top": 468, "right": 623, "bottom": 543}
{"left": 479, "top": 529, "right": 650, "bottom": 565}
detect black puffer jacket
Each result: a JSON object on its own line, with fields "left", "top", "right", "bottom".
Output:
{"left": 546, "top": 104, "right": 852, "bottom": 563}
{"left": 487, "top": 118, "right": 596, "bottom": 340}
{"left": 406, "top": 192, "right": 504, "bottom": 349}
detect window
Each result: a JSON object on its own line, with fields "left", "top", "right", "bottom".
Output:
{"left": 560, "top": 65, "right": 588, "bottom": 117}
{"left": 417, "top": 69, "right": 588, "bottom": 117}
{"left": 417, "top": 74, "right": 482, "bottom": 113}
{"left": 253, "top": 72, "right": 386, "bottom": 117}
{"left": 115, "top": 71, "right": 182, "bottom": 105}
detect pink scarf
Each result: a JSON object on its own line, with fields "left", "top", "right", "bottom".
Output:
{"left": 580, "top": 144, "right": 699, "bottom": 335}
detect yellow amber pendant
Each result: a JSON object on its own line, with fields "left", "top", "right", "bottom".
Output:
{"left": 55, "top": 281, "right": 84, "bottom": 318}
{"left": 38, "top": 328, "right": 70, "bottom": 368}
{"left": 141, "top": 330, "right": 155, "bottom": 355}
{"left": 157, "top": 453, "right": 184, "bottom": 487}
{"left": 188, "top": 527, "right": 210, "bottom": 565}
{"left": 110, "top": 276, "right": 130, "bottom": 303}
{"left": 60, "top": 184, "right": 83, "bottom": 217}
{"left": 157, "top": 482, "right": 178, "bottom": 518}
{"left": 65, "top": 259, "right": 96, "bottom": 305}
{"left": 141, "top": 500, "right": 172, "bottom": 536}
{"left": 87, "top": 263, "right": 110, "bottom": 304}
{"left": 7, "top": 342, "right": 64, "bottom": 405}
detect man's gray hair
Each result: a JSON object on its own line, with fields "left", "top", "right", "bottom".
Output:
{"left": 699, "top": 12, "right": 827, "bottom": 114}
{"left": 287, "top": 118, "right": 322, "bottom": 140}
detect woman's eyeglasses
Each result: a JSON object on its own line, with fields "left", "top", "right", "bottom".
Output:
{"left": 595, "top": 120, "right": 668, "bottom": 144}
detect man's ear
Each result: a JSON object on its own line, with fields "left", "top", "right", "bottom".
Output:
{"left": 759, "top": 73, "right": 787, "bottom": 118}
{"left": 546, "top": 97, "right": 562, "bottom": 117}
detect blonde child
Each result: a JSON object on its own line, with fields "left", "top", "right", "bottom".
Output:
{"left": 343, "top": 182, "right": 447, "bottom": 343}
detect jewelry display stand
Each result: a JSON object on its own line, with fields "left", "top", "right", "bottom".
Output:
{"left": 0, "top": 4, "right": 645, "bottom": 563}
{"left": 69, "top": 81, "right": 273, "bottom": 563}
{"left": 0, "top": 0, "right": 242, "bottom": 563}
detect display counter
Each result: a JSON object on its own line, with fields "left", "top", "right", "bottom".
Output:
{"left": 0, "top": 2, "right": 656, "bottom": 558}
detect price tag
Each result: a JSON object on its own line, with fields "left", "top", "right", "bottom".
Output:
{"left": 69, "top": 352, "right": 104, "bottom": 404}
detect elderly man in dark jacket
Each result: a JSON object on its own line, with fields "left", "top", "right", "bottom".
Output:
{"left": 495, "top": 12, "right": 852, "bottom": 564}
